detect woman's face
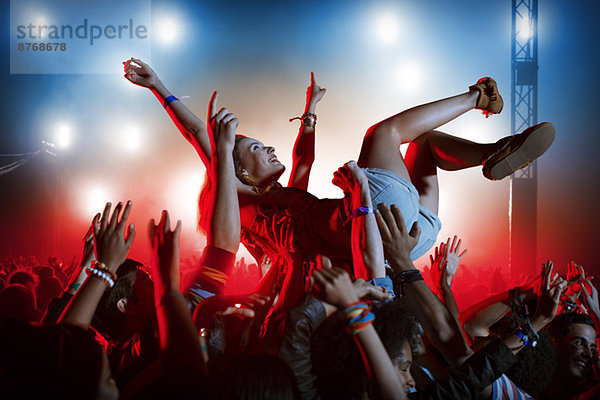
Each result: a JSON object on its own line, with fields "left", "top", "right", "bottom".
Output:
{"left": 236, "top": 138, "right": 285, "bottom": 186}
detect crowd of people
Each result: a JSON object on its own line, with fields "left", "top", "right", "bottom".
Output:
{"left": 0, "top": 58, "right": 597, "bottom": 399}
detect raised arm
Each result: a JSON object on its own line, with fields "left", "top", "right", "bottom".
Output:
{"left": 148, "top": 211, "right": 208, "bottom": 390}
{"left": 123, "top": 58, "right": 211, "bottom": 166}
{"left": 59, "top": 201, "right": 135, "bottom": 329}
{"left": 206, "top": 107, "right": 240, "bottom": 252}
{"left": 311, "top": 265, "right": 407, "bottom": 400}
{"left": 288, "top": 72, "right": 326, "bottom": 190}
{"left": 375, "top": 204, "right": 471, "bottom": 367}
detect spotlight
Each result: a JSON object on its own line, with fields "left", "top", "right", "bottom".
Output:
{"left": 517, "top": 16, "right": 532, "bottom": 41}
{"left": 80, "top": 184, "right": 114, "bottom": 218}
{"left": 375, "top": 13, "right": 399, "bottom": 43}
{"left": 154, "top": 16, "right": 180, "bottom": 45}
{"left": 54, "top": 123, "right": 72, "bottom": 149}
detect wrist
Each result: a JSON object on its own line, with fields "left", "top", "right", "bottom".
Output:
{"left": 389, "top": 257, "right": 415, "bottom": 273}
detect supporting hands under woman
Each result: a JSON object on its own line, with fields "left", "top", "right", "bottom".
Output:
{"left": 333, "top": 161, "right": 385, "bottom": 280}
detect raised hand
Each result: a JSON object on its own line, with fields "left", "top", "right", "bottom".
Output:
{"left": 565, "top": 261, "right": 586, "bottom": 297}
{"left": 429, "top": 242, "right": 447, "bottom": 291}
{"left": 209, "top": 104, "right": 238, "bottom": 153}
{"left": 92, "top": 201, "right": 135, "bottom": 271}
{"left": 306, "top": 72, "right": 326, "bottom": 108}
{"left": 374, "top": 204, "right": 420, "bottom": 272}
{"left": 534, "top": 260, "right": 568, "bottom": 324}
{"left": 581, "top": 279, "right": 600, "bottom": 318}
{"left": 442, "top": 236, "right": 467, "bottom": 287}
{"left": 123, "top": 58, "right": 160, "bottom": 89}
{"left": 352, "top": 278, "right": 393, "bottom": 302}
{"left": 311, "top": 265, "right": 359, "bottom": 309}
{"left": 148, "top": 210, "right": 182, "bottom": 297}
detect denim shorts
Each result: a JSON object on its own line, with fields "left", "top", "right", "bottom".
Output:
{"left": 363, "top": 168, "right": 442, "bottom": 260}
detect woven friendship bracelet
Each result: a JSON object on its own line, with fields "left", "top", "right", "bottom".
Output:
{"left": 339, "top": 301, "right": 375, "bottom": 335}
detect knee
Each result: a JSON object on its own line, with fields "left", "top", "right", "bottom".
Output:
{"left": 365, "top": 120, "right": 402, "bottom": 142}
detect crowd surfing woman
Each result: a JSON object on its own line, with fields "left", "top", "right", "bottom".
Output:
{"left": 123, "top": 58, "right": 555, "bottom": 345}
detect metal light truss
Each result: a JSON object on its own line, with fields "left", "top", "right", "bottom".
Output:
{"left": 511, "top": 0, "right": 538, "bottom": 179}
{"left": 509, "top": 0, "right": 538, "bottom": 275}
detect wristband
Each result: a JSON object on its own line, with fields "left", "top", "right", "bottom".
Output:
{"left": 92, "top": 261, "right": 117, "bottom": 281}
{"left": 163, "top": 95, "right": 179, "bottom": 108}
{"left": 399, "top": 269, "right": 423, "bottom": 285}
{"left": 338, "top": 301, "right": 375, "bottom": 335}
{"left": 514, "top": 328, "right": 537, "bottom": 347}
{"left": 351, "top": 206, "right": 374, "bottom": 218}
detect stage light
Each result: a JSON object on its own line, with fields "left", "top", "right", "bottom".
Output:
{"left": 375, "top": 13, "right": 399, "bottom": 43}
{"left": 395, "top": 61, "right": 421, "bottom": 91}
{"left": 80, "top": 184, "right": 114, "bottom": 218}
{"left": 154, "top": 16, "right": 180, "bottom": 45}
{"left": 54, "top": 123, "right": 72, "bottom": 149}
{"left": 121, "top": 125, "right": 141, "bottom": 153}
{"left": 517, "top": 16, "right": 532, "bottom": 41}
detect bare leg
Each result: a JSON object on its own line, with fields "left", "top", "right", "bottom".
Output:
{"left": 357, "top": 90, "right": 479, "bottom": 181}
{"left": 404, "top": 130, "right": 497, "bottom": 213}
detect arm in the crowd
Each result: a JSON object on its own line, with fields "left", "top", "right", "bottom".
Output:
{"left": 206, "top": 107, "right": 240, "bottom": 252}
{"left": 148, "top": 210, "right": 208, "bottom": 385}
{"left": 311, "top": 265, "right": 407, "bottom": 400}
{"left": 59, "top": 201, "right": 135, "bottom": 329}
{"left": 333, "top": 161, "right": 385, "bottom": 280}
{"left": 460, "top": 275, "right": 539, "bottom": 342}
{"left": 375, "top": 204, "right": 470, "bottom": 367}
{"left": 41, "top": 226, "right": 95, "bottom": 325}
{"left": 123, "top": 58, "right": 211, "bottom": 165}
{"left": 288, "top": 73, "right": 325, "bottom": 190}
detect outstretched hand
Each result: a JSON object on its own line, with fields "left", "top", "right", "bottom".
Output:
{"left": 148, "top": 210, "right": 182, "bottom": 297}
{"left": 209, "top": 102, "right": 238, "bottom": 153}
{"left": 375, "top": 204, "right": 420, "bottom": 272}
{"left": 311, "top": 264, "right": 359, "bottom": 309}
{"left": 92, "top": 201, "right": 135, "bottom": 271}
{"left": 306, "top": 72, "right": 326, "bottom": 107}
{"left": 534, "top": 260, "right": 568, "bottom": 323}
{"left": 123, "top": 58, "right": 160, "bottom": 89}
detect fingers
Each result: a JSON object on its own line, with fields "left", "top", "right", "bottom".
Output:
{"left": 117, "top": 201, "right": 133, "bottom": 231}
{"left": 311, "top": 72, "right": 315, "bottom": 85}
{"left": 148, "top": 218, "right": 157, "bottom": 246}
{"left": 125, "top": 223, "right": 136, "bottom": 248}
{"left": 209, "top": 91, "right": 219, "bottom": 120}
{"left": 100, "top": 202, "right": 112, "bottom": 231}
{"left": 408, "top": 221, "right": 421, "bottom": 241}
{"left": 316, "top": 254, "right": 333, "bottom": 270}
{"left": 390, "top": 204, "right": 407, "bottom": 234}
{"left": 374, "top": 206, "right": 392, "bottom": 239}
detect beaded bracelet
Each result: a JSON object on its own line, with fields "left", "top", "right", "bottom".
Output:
{"left": 85, "top": 266, "right": 115, "bottom": 288}
{"left": 92, "top": 261, "right": 117, "bottom": 281}
{"left": 338, "top": 301, "right": 375, "bottom": 335}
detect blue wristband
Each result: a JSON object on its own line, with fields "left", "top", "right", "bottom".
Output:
{"left": 352, "top": 206, "right": 374, "bottom": 218}
{"left": 163, "top": 95, "right": 179, "bottom": 108}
